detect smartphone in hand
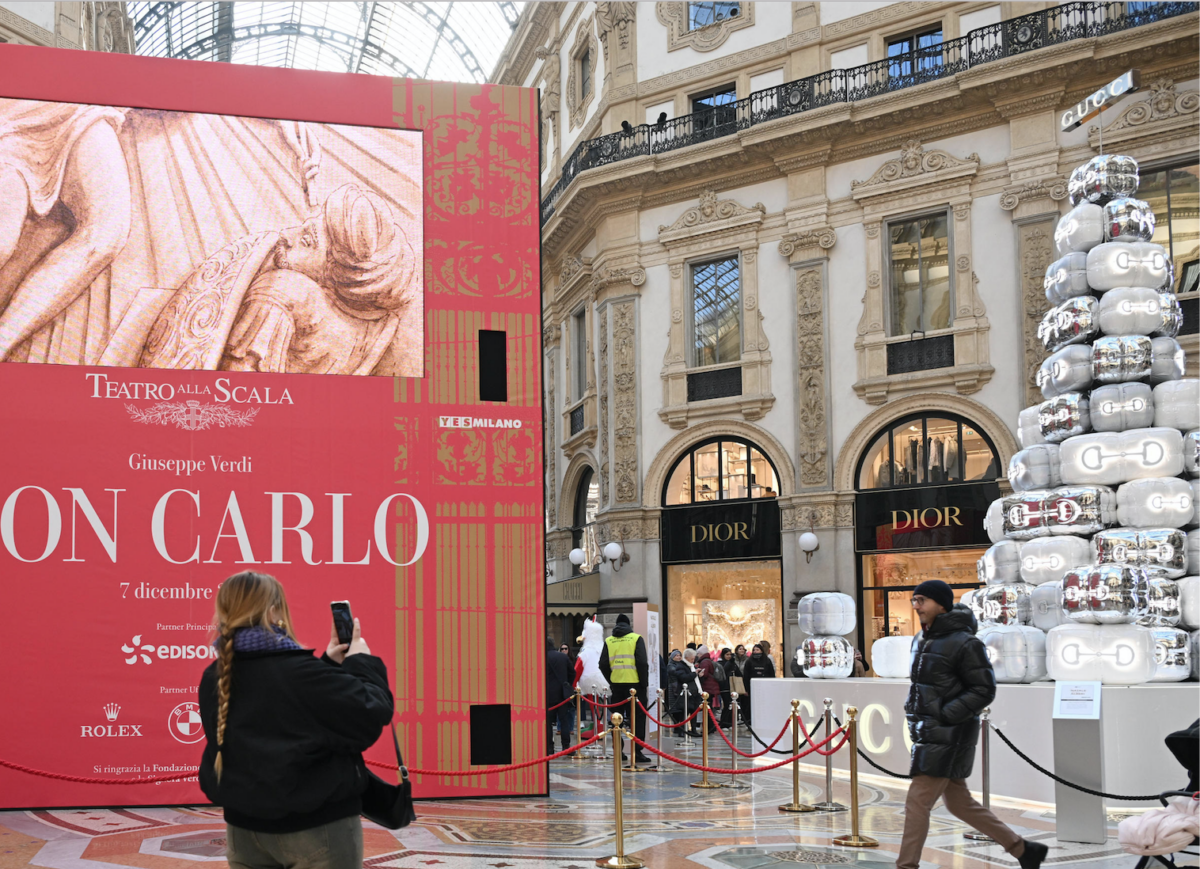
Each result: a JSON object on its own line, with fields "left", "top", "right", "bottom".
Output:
{"left": 331, "top": 601, "right": 354, "bottom": 646}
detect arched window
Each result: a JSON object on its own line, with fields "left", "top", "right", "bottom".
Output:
{"left": 571, "top": 468, "right": 600, "bottom": 575}
{"left": 855, "top": 413, "right": 999, "bottom": 490}
{"left": 662, "top": 437, "right": 779, "bottom": 506}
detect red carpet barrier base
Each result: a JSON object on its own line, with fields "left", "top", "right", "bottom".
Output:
{"left": 0, "top": 44, "right": 543, "bottom": 808}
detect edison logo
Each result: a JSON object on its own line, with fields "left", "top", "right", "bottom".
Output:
{"left": 122, "top": 633, "right": 215, "bottom": 664}
{"left": 122, "top": 635, "right": 155, "bottom": 664}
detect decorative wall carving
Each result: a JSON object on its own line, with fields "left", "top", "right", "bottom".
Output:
{"left": 999, "top": 178, "right": 1069, "bottom": 211}
{"left": 851, "top": 140, "right": 979, "bottom": 193}
{"left": 796, "top": 268, "right": 828, "bottom": 488}
{"left": 591, "top": 264, "right": 647, "bottom": 293}
{"left": 598, "top": 305, "right": 610, "bottom": 505}
{"left": 611, "top": 300, "right": 640, "bottom": 505}
{"left": 1019, "top": 221, "right": 1056, "bottom": 407}
{"left": 655, "top": 2, "right": 755, "bottom": 53}
{"left": 777, "top": 226, "right": 836, "bottom": 259}
{"left": 566, "top": 17, "right": 598, "bottom": 130}
{"left": 658, "top": 189, "right": 766, "bottom": 242}
{"left": 1100, "top": 77, "right": 1198, "bottom": 132}
{"left": 595, "top": 2, "right": 636, "bottom": 61}
{"left": 545, "top": 346, "right": 557, "bottom": 525}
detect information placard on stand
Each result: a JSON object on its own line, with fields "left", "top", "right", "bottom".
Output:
{"left": 1051, "top": 681, "right": 1106, "bottom": 843}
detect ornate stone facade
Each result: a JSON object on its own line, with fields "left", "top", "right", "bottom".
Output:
{"left": 610, "top": 300, "right": 639, "bottom": 506}
{"left": 795, "top": 268, "right": 828, "bottom": 488}
{"left": 655, "top": 2, "right": 755, "bottom": 53}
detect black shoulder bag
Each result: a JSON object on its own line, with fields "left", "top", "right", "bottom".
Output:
{"left": 361, "top": 724, "right": 416, "bottom": 829}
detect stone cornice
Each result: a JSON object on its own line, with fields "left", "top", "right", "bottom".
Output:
{"left": 657, "top": 190, "right": 766, "bottom": 246}
{"left": 492, "top": 2, "right": 562, "bottom": 86}
{"left": 851, "top": 140, "right": 979, "bottom": 200}
{"left": 999, "top": 178, "right": 1069, "bottom": 212}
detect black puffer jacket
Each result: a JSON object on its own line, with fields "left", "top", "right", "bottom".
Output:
{"left": 905, "top": 604, "right": 995, "bottom": 779}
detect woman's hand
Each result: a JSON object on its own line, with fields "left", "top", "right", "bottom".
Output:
{"left": 327, "top": 617, "right": 371, "bottom": 663}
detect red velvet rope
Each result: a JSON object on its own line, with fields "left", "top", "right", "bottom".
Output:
{"left": 628, "top": 725, "right": 848, "bottom": 775}
{"left": 365, "top": 731, "right": 603, "bottom": 776}
{"left": 585, "top": 695, "right": 631, "bottom": 710}
{"left": 636, "top": 700, "right": 702, "bottom": 729}
{"left": 705, "top": 706, "right": 791, "bottom": 758}
{"left": 0, "top": 757, "right": 195, "bottom": 785}
{"left": 548, "top": 695, "right": 575, "bottom": 712}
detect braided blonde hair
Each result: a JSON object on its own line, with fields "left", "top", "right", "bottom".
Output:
{"left": 212, "top": 571, "right": 296, "bottom": 780}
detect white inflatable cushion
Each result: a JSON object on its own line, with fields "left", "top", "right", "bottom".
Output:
{"left": 1008, "top": 444, "right": 1062, "bottom": 493}
{"left": 1031, "top": 581, "right": 1070, "bottom": 631}
{"left": 1045, "top": 252, "right": 1092, "bottom": 305}
{"left": 1086, "top": 241, "right": 1171, "bottom": 292}
{"left": 1059, "top": 427, "right": 1184, "bottom": 486}
{"left": 1116, "top": 477, "right": 1195, "bottom": 529}
{"left": 978, "top": 540, "right": 1024, "bottom": 586}
{"left": 1019, "top": 406, "right": 1048, "bottom": 448}
{"left": 869, "top": 635, "right": 912, "bottom": 679}
{"left": 1039, "top": 344, "right": 1094, "bottom": 399}
{"left": 1149, "top": 337, "right": 1185, "bottom": 385}
{"left": 978, "top": 624, "right": 1047, "bottom": 683}
{"left": 1181, "top": 575, "right": 1200, "bottom": 630}
{"left": 1020, "top": 535, "right": 1091, "bottom": 586}
{"left": 797, "top": 592, "right": 856, "bottom": 636}
{"left": 1097, "top": 286, "right": 1167, "bottom": 336}
{"left": 1046, "top": 623, "right": 1156, "bottom": 684}
{"left": 1153, "top": 380, "right": 1200, "bottom": 431}
{"left": 1055, "top": 202, "right": 1106, "bottom": 255}
{"left": 1089, "top": 382, "right": 1154, "bottom": 432}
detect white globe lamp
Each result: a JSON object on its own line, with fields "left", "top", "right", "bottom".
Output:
{"left": 799, "top": 531, "right": 819, "bottom": 563}
{"left": 568, "top": 548, "right": 586, "bottom": 566}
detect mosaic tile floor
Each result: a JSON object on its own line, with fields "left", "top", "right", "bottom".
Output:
{"left": 0, "top": 735, "right": 1171, "bottom": 869}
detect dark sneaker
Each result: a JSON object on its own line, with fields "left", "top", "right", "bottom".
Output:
{"left": 1017, "top": 840, "right": 1048, "bottom": 869}
{"left": 635, "top": 753, "right": 652, "bottom": 765}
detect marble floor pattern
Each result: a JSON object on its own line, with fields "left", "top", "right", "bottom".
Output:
{"left": 0, "top": 735, "right": 1167, "bottom": 869}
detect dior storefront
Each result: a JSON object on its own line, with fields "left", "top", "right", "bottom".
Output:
{"left": 853, "top": 412, "right": 1002, "bottom": 665}
{"left": 659, "top": 436, "right": 785, "bottom": 655}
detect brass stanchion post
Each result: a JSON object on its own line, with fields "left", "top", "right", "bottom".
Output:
{"left": 596, "top": 713, "right": 646, "bottom": 869}
{"left": 813, "top": 698, "right": 846, "bottom": 811}
{"left": 779, "top": 699, "right": 816, "bottom": 813}
{"left": 964, "top": 708, "right": 993, "bottom": 841}
{"left": 832, "top": 706, "right": 879, "bottom": 847}
{"left": 654, "top": 689, "right": 665, "bottom": 773}
{"left": 622, "top": 689, "right": 644, "bottom": 772}
{"left": 573, "top": 688, "right": 584, "bottom": 762}
{"left": 724, "top": 692, "right": 747, "bottom": 789}
{"left": 690, "top": 692, "right": 722, "bottom": 789}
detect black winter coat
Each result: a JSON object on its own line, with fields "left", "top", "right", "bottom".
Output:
{"left": 905, "top": 605, "right": 995, "bottom": 779}
{"left": 741, "top": 653, "right": 775, "bottom": 689}
{"left": 546, "top": 647, "right": 575, "bottom": 707}
{"left": 199, "top": 648, "right": 394, "bottom": 832}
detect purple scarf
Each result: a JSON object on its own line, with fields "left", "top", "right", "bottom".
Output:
{"left": 232, "top": 624, "right": 302, "bottom": 653}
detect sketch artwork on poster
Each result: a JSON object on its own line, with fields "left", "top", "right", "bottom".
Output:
{"left": 0, "top": 99, "right": 424, "bottom": 377}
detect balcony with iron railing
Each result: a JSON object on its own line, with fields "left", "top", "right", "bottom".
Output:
{"left": 540, "top": 0, "right": 1195, "bottom": 224}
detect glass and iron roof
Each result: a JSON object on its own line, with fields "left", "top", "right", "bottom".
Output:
{"left": 130, "top": 2, "right": 523, "bottom": 82}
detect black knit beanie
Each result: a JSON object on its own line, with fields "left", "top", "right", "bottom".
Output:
{"left": 913, "top": 579, "right": 954, "bottom": 614}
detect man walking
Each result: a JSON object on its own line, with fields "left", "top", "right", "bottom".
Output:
{"left": 545, "top": 638, "right": 574, "bottom": 755}
{"left": 898, "top": 580, "right": 1047, "bottom": 869}
{"left": 599, "top": 614, "right": 652, "bottom": 765}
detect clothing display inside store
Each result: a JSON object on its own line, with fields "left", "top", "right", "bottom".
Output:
{"left": 666, "top": 560, "right": 782, "bottom": 656}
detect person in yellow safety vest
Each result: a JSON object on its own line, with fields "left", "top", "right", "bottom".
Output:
{"left": 599, "top": 613, "right": 651, "bottom": 765}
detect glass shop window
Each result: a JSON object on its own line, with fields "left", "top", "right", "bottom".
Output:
{"left": 572, "top": 308, "right": 588, "bottom": 399}
{"left": 888, "top": 212, "right": 952, "bottom": 335}
{"left": 571, "top": 468, "right": 600, "bottom": 575}
{"left": 1138, "top": 162, "right": 1199, "bottom": 294}
{"left": 692, "top": 255, "right": 741, "bottom": 366}
{"left": 886, "top": 26, "right": 943, "bottom": 77}
{"left": 691, "top": 84, "right": 738, "bottom": 135}
{"left": 662, "top": 438, "right": 779, "bottom": 505}
{"left": 688, "top": 2, "right": 740, "bottom": 29}
{"left": 579, "top": 48, "right": 591, "bottom": 100}
{"left": 856, "top": 413, "right": 999, "bottom": 490}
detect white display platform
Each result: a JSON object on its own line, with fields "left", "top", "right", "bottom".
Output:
{"left": 750, "top": 678, "right": 1197, "bottom": 804}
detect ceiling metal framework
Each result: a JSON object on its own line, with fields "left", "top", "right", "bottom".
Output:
{"left": 130, "top": 2, "right": 523, "bottom": 83}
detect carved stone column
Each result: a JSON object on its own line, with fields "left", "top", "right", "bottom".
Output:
{"left": 1000, "top": 179, "right": 1069, "bottom": 408}
{"left": 609, "top": 299, "right": 640, "bottom": 507}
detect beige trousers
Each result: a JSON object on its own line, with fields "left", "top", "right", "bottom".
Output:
{"left": 896, "top": 775, "right": 1025, "bottom": 869}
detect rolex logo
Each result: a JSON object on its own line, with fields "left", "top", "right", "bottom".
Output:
{"left": 104, "top": 703, "right": 121, "bottom": 722}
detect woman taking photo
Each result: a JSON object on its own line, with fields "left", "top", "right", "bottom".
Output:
{"left": 198, "top": 571, "right": 394, "bottom": 869}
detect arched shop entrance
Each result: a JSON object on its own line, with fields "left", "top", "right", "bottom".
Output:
{"left": 660, "top": 437, "right": 783, "bottom": 659}
{"left": 854, "top": 412, "right": 1001, "bottom": 665}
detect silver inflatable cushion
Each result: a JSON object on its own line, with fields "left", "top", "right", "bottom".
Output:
{"left": 1192, "top": 629, "right": 1200, "bottom": 680}
{"left": 984, "top": 498, "right": 1007, "bottom": 544}
{"left": 1020, "top": 535, "right": 1091, "bottom": 586}
{"left": 1090, "top": 382, "right": 1154, "bottom": 432}
{"left": 1098, "top": 286, "right": 1168, "bottom": 336}
{"left": 1155, "top": 292, "right": 1182, "bottom": 338}
{"left": 1139, "top": 577, "right": 1182, "bottom": 627}
{"left": 1039, "top": 296, "right": 1099, "bottom": 353}
{"left": 801, "top": 635, "right": 854, "bottom": 679}
{"left": 1092, "top": 335, "right": 1152, "bottom": 385}
{"left": 1093, "top": 527, "right": 1188, "bottom": 578}
{"left": 1087, "top": 241, "right": 1172, "bottom": 291}
{"left": 1181, "top": 575, "right": 1200, "bottom": 630}
{"left": 978, "top": 540, "right": 1024, "bottom": 585}
{"left": 1188, "top": 432, "right": 1200, "bottom": 477}
{"left": 961, "top": 588, "right": 985, "bottom": 623}
{"left": 1045, "top": 252, "right": 1092, "bottom": 304}
{"left": 1055, "top": 202, "right": 1106, "bottom": 255}
{"left": 1059, "top": 427, "right": 1184, "bottom": 486}
{"left": 998, "top": 486, "right": 1116, "bottom": 539}
{"left": 1039, "top": 345, "right": 1094, "bottom": 399}
{"left": 1189, "top": 531, "right": 1199, "bottom": 576}
{"left": 1063, "top": 564, "right": 1150, "bottom": 624}
{"left": 1008, "top": 444, "right": 1062, "bottom": 493}
{"left": 1192, "top": 479, "right": 1200, "bottom": 527}
{"left": 978, "top": 624, "right": 1047, "bottom": 683}
{"left": 1068, "top": 154, "right": 1139, "bottom": 206}
{"left": 1019, "top": 406, "right": 1048, "bottom": 448}
{"left": 1039, "top": 393, "right": 1091, "bottom": 443}
{"left": 1149, "top": 337, "right": 1185, "bottom": 385}
{"left": 1032, "top": 582, "right": 1070, "bottom": 631}
{"left": 1103, "top": 197, "right": 1156, "bottom": 243}
{"left": 1116, "top": 477, "right": 1196, "bottom": 529}
{"left": 1153, "top": 380, "right": 1200, "bottom": 432}
{"left": 978, "top": 583, "right": 1033, "bottom": 626}
{"left": 1150, "top": 627, "right": 1191, "bottom": 682}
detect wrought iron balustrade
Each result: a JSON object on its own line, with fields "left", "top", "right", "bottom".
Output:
{"left": 569, "top": 404, "right": 585, "bottom": 436}
{"left": 540, "top": 0, "right": 1195, "bottom": 223}
{"left": 686, "top": 366, "right": 743, "bottom": 402}
{"left": 886, "top": 335, "right": 955, "bottom": 375}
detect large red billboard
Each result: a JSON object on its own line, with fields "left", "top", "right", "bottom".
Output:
{"left": 0, "top": 45, "right": 544, "bottom": 807}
